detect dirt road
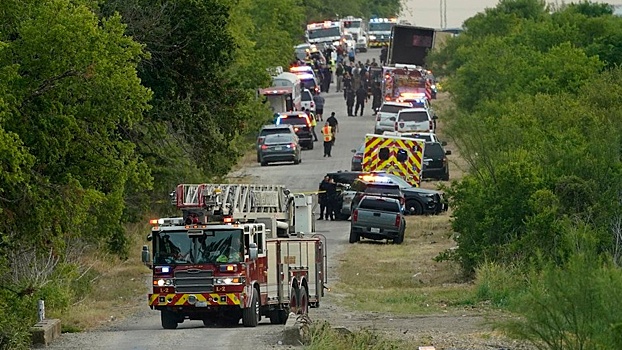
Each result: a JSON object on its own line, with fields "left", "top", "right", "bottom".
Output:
{"left": 47, "top": 49, "right": 532, "bottom": 350}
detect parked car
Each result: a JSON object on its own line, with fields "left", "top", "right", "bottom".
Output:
{"left": 256, "top": 124, "right": 297, "bottom": 162}
{"left": 298, "top": 73, "right": 320, "bottom": 95}
{"left": 374, "top": 102, "right": 412, "bottom": 134}
{"left": 340, "top": 174, "right": 446, "bottom": 217}
{"left": 350, "top": 195, "right": 406, "bottom": 244}
{"left": 276, "top": 112, "right": 314, "bottom": 149}
{"left": 395, "top": 107, "right": 436, "bottom": 133}
{"left": 259, "top": 134, "right": 301, "bottom": 166}
{"left": 350, "top": 143, "right": 364, "bottom": 171}
{"left": 301, "top": 88, "right": 316, "bottom": 113}
{"left": 350, "top": 182, "right": 405, "bottom": 212}
{"left": 422, "top": 141, "right": 451, "bottom": 181}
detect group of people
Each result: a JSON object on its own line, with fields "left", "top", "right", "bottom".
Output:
{"left": 317, "top": 175, "right": 342, "bottom": 220}
{"left": 335, "top": 60, "right": 383, "bottom": 117}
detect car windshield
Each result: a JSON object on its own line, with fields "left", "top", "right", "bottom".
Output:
{"left": 154, "top": 229, "right": 244, "bottom": 265}
{"left": 302, "top": 91, "right": 312, "bottom": 101}
{"left": 301, "top": 79, "right": 316, "bottom": 90}
{"left": 365, "top": 185, "right": 401, "bottom": 195}
{"left": 401, "top": 133, "right": 432, "bottom": 141}
{"left": 359, "top": 197, "right": 400, "bottom": 212}
{"left": 384, "top": 174, "right": 413, "bottom": 189}
{"left": 380, "top": 104, "right": 409, "bottom": 114}
{"left": 424, "top": 143, "right": 445, "bottom": 157}
{"left": 343, "top": 21, "right": 361, "bottom": 29}
{"left": 265, "top": 134, "right": 295, "bottom": 144}
{"left": 399, "top": 111, "right": 429, "bottom": 122}
{"left": 278, "top": 116, "right": 308, "bottom": 126}
{"left": 273, "top": 79, "right": 294, "bottom": 87}
{"left": 260, "top": 127, "right": 290, "bottom": 137}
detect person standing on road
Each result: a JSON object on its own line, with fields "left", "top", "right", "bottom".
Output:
{"left": 326, "top": 112, "right": 339, "bottom": 144}
{"left": 342, "top": 72, "right": 352, "bottom": 100}
{"left": 346, "top": 87, "right": 355, "bottom": 116}
{"left": 321, "top": 122, "right": 333, "bottom": 157}
{"left": 324, "top": 177, "right": 338, "bottom": 220}
{"left": 335, "top": 63, "right": 344, "bottom": 92}
{"left": 313, "top": 92, "right": 325, "bottom": 121}
{"left": 354, "top": 85, "right": 367, "bottom": 117}
{"left": 372, "top": 82, "right": 382, "bottom": 115}
{"left": 318, "top": 176, "right": 330, "bottom": 220}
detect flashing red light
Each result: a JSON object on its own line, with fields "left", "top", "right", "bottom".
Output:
{"left": 149, "top": 219, "right": 159, "bottom": 226}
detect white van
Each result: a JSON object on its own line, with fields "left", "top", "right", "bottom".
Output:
{"left": 271, "top": 72, "right": 302, "bottom": 111}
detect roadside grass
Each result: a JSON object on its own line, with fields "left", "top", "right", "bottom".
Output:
{"left": 52, "top": 222, "right": 151, "bottom": 332}
{"left": 306, "top": 321, "right": 408, "bottom": 350}
{"left": 335, "top": 214, "right": 478, "bottom": 315}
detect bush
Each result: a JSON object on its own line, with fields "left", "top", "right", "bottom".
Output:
{"left": 473, "top": 262, "right": 527, "bottom": 307}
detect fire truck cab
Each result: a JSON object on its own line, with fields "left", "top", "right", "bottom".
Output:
{"left": 142, "top": 184, "right": 326, "bottom": 329}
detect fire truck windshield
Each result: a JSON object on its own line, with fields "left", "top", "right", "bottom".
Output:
{"left": 369, "top": 22, "right": 394, "bottom": 32}
{"left": 308, "top": 27, "right": 340, "bottom": 40}
{"left": 154, "top": 229, "right": 244, "bottom": 265}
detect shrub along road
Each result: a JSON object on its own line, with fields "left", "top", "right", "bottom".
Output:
{"left": 47, "top": 49, "right": 532, "bottom": 349}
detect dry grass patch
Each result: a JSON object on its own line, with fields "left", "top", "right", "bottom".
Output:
{"left": 335, "top": 214, "right": 475, "bottom": 314}
{"left": 53, "top": 222, "right": 151, "bottom": 331}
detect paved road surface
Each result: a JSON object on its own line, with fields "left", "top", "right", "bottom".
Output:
{"left": 48, "top": 49, "right": 381, "bottom": 350}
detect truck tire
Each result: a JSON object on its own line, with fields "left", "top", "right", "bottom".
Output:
{"left": 160, "top": 310, "right": 178, "bottom": 329}
{"left": 289, "top": 288, "right": 299, "bottom": 314}
{"left": 298, "top": 286, "right": 309, "bottom": 315}
{"left": 269, "top": 309, "right": 288, "bottom": 324}
{"left": 393, "top": 230, "right": 404, "bottom": 244}
{"left": 349, "top": 228, "right": 360, "bottom": 243}
{"left": 406, "top": 200, "right": 423, "bottom": 215}
{"left": 242, "top": 288, "right": 260, "bottom": 327}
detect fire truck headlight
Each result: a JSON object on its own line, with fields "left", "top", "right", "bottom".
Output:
{"left": 214, "top": 277, "right": 245, "bottom": 285}
{"left": 157, "top": 279, "right": 174, "bottom": 287}
{"left": 369, "top": 35, "right": 376, "bottom": 40}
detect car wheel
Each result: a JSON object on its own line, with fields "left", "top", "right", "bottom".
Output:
{"left": 256, "top": 152, "right": 260, "bottom": 163}
{"left": 406, "top": 200, "right": 423, "bottom": 215}
{"left": 393, "top": 230, "right": 404, "bottom": 244}
{"left": 349, "top": 228, "right": 360, "bottom": 243}
{"left": 441, "top": 173, "right": 449, "bottom": 181}
{"left": 308, "top": 142, "right": 314, "bottom": 150}
{"left": 261, "top": 161, "right": 268, "bottom": 167}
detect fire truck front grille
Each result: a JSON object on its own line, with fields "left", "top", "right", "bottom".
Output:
{"left": 174, "top": 270, "right": 214, "bottom": 293}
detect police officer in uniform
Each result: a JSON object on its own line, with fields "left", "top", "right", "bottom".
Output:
{"left": 324, "top": 177, "right": 338, "bottom": 220}
{"left": 318, "top": 175, "right": 330, "bottom": 220}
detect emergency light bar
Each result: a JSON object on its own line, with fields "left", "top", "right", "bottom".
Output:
{"left": 150, "top": 217, "right": 185, "bottom": 227}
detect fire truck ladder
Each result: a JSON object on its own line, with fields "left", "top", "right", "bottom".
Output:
{"left": 175, "top": 184, "right": 289, "bottom": 221}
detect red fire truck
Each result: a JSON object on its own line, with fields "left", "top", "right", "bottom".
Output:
{"left": 141, "top": 184, "right": 326, "bottom": 329}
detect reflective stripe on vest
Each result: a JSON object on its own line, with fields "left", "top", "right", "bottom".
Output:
{"left": 322, "top": 126, "right": 332, "bottom": 142}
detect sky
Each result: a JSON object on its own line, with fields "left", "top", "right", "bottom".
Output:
{"left": 399, "top": 0, "right": 622, "bottom": 29}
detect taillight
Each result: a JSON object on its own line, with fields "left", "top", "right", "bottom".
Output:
{"left": 376, "top": 115, "right": 381, "bottom": 122}
{"left": 394, "top": 122, "right": 398, "bottom": 131}
{"left": 394, "top": 214, "right": 401, "bottom": 227}
{"left": 290, "top": 142, "right": 297, "bottom": 149}
{"left": 311, "top": 102, "right": 315, "bottom": 107}
{"left": 352, "top": 209, "right": 358, "bottom": 222}
{"left": 261, "top": 145, "right": 268, "bottom": 150}
{"left": 442, "top": 157, "right": 447, "bottom": 166}
{"left": 429, "top": 120, "right": 433, "bottom": 131}
{"left": 354, "top": 154, "right": 363, "bottom": 159}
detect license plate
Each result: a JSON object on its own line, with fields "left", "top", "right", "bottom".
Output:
{"left": 195, "top": 301, "right": 208, "bottom": 307}
{"left": 275, "top": 146, "right": 283, "bottom": 150}
{"left": 370, "top": 227, "right": 380, "bottom": 233}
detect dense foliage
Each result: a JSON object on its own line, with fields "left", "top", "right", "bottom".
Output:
{"left": 0, "top": 0, "right": 400, "bottom": 348}
{"left": 429, "top": 0, "right": 622, "bottom": 346}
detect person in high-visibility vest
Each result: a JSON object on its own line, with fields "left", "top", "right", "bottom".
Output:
{"left": 321, "top": 122, "right": 333, "bottom": 157}
{"left": 309, "top": 111, "right": 318, "bottom": 141}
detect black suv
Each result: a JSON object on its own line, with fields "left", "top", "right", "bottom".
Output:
{"left": 350, "top": 182, "right": 405, "bottom": 211}
{"left": 423, "top": 142, "right": 451, "bottom": 181}
{"left": 256, "top": 124, "right": 297, "bottom": 162}
{"left": 276, "top": 112, "right": 314, "bottom": 149}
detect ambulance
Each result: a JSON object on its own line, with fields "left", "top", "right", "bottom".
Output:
{"left": 362, "top": 133, "right": 426, "bottom": 187}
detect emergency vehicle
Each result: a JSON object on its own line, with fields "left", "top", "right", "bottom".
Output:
{"left": 368, "top": 18, "right": 397, "bottom": 47}
{"left": 306, "top": 21, "right": 343, "bottom": 46}
{"left": 362, "top": 133, "right": 426, "bottom": 186}
{"left": 259, "top": 72, "right": 302, "bottom": 113}
{"left": 340, "top": 16, "right": 367, "bottom": 51}
{"left": 382, "top": 66, "right": 428, "bottom": 102}
{"left": 142, "top": 184, "right": 326, "bottom": 329}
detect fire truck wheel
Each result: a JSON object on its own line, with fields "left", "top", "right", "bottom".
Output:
{"left": 242, "top": 288, "right": 260, "bottom": 327}
{"left": 406, "top": 200, "right": 423, "bottom": 215}
{"left": 298, "top": 286, "right": 309, "bottom": 315}
{"left": 349, "top": 229, "right": 360, "bottom": 243}
{"left": 160, "top": 310, "right": 178, "bottom": 329}
{"left": 289, "top": 288, "right": 299, "bottom": 314}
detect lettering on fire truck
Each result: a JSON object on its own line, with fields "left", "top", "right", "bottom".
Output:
{"left": 362, "top": 134, "right": 425, "bottom": 187}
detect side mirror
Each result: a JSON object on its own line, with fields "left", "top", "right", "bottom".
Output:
{"left": 249, "top": 243, "right": 258, "bottom": 260}
{"left": 389, "top": 117, "right": 396, "bottom": 121}
{"left": 141, "top": 245, "right": 152, "bottom": 267}
{"left": 351, "top": 149, "right": 357, "bottom": 153}
{"left": 441, "top": 141, "right": 448, "bottom": 146}
{"left": 432, "top": 115, "right": 438, "bottom": 120}
{"left": 445, "top": 150, "right": 452, "bottom": 155}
